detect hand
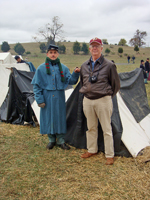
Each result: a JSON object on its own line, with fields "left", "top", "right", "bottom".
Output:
{"left": 74, "top": 67, "right": 80, "bottom": 73}
{"left": 38, "top": 103, "right": 45, "bottom": 108}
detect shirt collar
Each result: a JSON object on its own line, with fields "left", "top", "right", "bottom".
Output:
{"left": 88, "top": 54, "right": 104, "bottom": 65}
{"left": 91, "top": 56, "right": 100, "bottom": 63}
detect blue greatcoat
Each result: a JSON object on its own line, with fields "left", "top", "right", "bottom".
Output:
{"left": 31, "top": 62, "right": 79, "bottom": 135}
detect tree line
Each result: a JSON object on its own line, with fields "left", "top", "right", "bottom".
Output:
{"left": 0, "top": 40, "right": 140, "bottom": 58}
{"left": 0, "top": 40, "right": 89, "bottom": 55}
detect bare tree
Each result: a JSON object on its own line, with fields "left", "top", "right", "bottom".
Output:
{"left": 129, "top": 29, "right": 147, "bottom": 47}
{"left": 33, "top": 16, "right": 64, "bottom": 44}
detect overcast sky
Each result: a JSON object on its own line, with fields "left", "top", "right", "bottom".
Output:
{"left": 0, "top": 0, "right": 150, "bottom": 46}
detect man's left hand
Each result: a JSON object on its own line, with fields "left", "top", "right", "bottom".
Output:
{"left": 74, "top": 67, "right": 80, "bottom": 73}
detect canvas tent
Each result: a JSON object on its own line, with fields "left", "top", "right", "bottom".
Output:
{"left": 0, "top": 52, "right": 36, "bottom": 108}
{"left": 0, "top": 67, "right": 150, "bottom": 157}
{"left": 0, "top": 68, "right": 73, "bottom": 125}
{"left": 0, "top": 52, "right": 16, "bottom": 64}
{"left": 0, "top": 52, "right": 28, "bottom": 107}
{"left": 0, "top": 68, "right": 35, "bottom": 125}
{"left": 65, "top": 68, "right": 150, "bottom": 157}
{"left": 0, "top": 62, "right": 31, "bottom": 108}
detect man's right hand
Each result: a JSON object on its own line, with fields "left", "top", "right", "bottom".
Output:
{"left": 38, "top": 103, "right": 45, "bottom": 108}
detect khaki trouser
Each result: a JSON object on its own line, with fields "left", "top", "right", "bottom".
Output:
{"left": 83, "top": 96, "right": 114, "bottom": 158}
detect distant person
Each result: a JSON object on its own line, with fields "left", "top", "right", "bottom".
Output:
{"left": 25, "top": 57, "right": 28, "bottom": 62}
{"left": 140, "top": 60, "right": 147, "bottom": 84}
{"left": 145, "top": 58, "right": 149, "bottom": 83}
{"left": 127, "top": 55, "right": 130, "bottom": 63}
{"left": 31, "top": 44, "right": 80, "bottom": 150}
{"left": 132, "top": 55, "right": 135, "bottom": 64}
{"left": 15, "top": 55, "right": 36, "bottom": 72}
{"left": 15, "top": 55, "right": 26, "bottom": 63}
{"left": 79, "top": 37, "right": 120, "bottom": 165}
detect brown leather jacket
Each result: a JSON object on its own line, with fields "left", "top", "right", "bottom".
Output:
{"left": 79, "top": 54, "right": 120, "bottom": 99}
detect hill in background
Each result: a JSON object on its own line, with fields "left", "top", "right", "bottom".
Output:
{"left": 1, "top": 42, "right": 150, "bottom": 72}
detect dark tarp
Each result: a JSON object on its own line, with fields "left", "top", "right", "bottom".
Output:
{"left": 0, "top": 68, "right": 35, "bottom": 125}
{"left": 65, "top": 68, "right": 150, "bottom": 157}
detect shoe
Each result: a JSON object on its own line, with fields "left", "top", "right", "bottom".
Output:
{"left": 106, "top": 158, "right": 114, "bottom": 165}
{"left": 58, "top": 143, "right": 70, "bottom": 150}
{"left": 46, "top": 142, "right": 56, "bottom": 149}
{"left": 81, "top": 152, "right": 97, "bottom": 158}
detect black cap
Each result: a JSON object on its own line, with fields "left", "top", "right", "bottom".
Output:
{"left": 141, "top": 60, "right": 144, "bottom": 62}
{"left": 47, "top": 44, "right": 58, "bottom": 52}
{"left": 15, "top": 55, "right": 20, "bottom": 60}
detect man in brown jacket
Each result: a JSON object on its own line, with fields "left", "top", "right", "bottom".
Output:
{"left": 80, "top": 37, "right": 120, "bottom": 165}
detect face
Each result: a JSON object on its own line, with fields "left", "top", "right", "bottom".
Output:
{"left": 17, "top": 58, "right": 22, "bottom": 63}
{"left": 89, "top": 42, "right": 103, "bottom": 58}
{"left": 47, "top": 50, "right": 59, "bottom": 60}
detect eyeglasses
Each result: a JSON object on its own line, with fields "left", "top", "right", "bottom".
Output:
{"left": 90, "top": 45, "right": 101, "bottom": 49}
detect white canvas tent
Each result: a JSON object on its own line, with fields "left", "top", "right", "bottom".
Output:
{"left": 0, "top": 52, "right": 37, "bottom": 107}
{"left": 0, "top": 63, "right": 31, "bottom": 107}
{"left": 0, "top": 52, "right": 16, "bottom": 64}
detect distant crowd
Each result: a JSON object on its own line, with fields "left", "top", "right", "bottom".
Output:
{"left": 126, "top": 55, "right": 150, "bottom": 84}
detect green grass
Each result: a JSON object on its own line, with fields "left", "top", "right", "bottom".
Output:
{"left": 0, "top": 42, "right": 150, "bottom": 199}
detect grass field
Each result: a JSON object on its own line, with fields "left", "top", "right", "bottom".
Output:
{"left": 0, "top": 42, "right": 150, "bottom": 199}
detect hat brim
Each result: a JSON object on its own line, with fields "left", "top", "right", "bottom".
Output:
{"left": 90, "top": 41, "right": 102, "bottom": 45}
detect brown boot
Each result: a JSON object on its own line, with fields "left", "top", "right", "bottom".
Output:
{"left": 81, "top": 152, "right": 97, "bottom": 158}
{"left": 106, "top": 158, "right": 114, "bottom": 165}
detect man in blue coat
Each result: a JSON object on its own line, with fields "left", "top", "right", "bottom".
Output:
{"left": 31, "top": 44, "right": 80, "bottom": 150}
